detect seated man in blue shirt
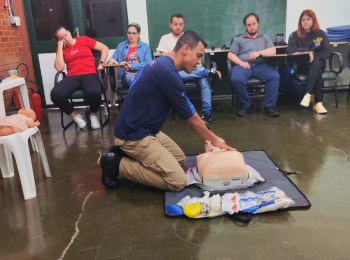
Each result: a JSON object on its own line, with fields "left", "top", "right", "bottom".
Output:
{"left": 158, "top": 13, "right": 221, "bottom": 128}
{"left": 100, "top": 31, "right": 235, "bottom": 191}
{"left": 228, "top": 13, "right": 280, "bottom": 117}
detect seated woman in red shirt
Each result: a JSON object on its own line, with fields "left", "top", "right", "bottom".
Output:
{"left": 51, "top": 26, "right": 108, "bottom": 129}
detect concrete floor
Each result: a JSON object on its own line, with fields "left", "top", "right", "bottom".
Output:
{"left": 1, "top": 91, "right": 350, "bottom": 260}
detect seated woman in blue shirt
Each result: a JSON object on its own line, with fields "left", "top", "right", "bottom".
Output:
{"left": 108, "top": 23, "right": 152, "bottom": 88}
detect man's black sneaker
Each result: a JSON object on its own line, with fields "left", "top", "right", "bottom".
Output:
{"left": 100, "top": 152, "right": 123, "bottom": 189}
{"left": 207, "top": 69, "right": 221, "bottom": 84}
{"left": 109, "top": 144, "right": 121, "bottom": 153}
{"left": 237, "top": 108, "right": 248, "bottom": 117}
{"left": 263, "top": 107, "right": 279, "bottom": 117}
{"left": 201, "top": 113, "right": 211, "bottom": 129}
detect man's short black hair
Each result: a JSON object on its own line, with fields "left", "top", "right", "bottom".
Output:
{"left": 243, "top": 13, "right": 260, "bottom": 25}
{"left": 170, "top": 13, "right": 184, "bottom": 23}
{"left": 173, "top": 30, "right": 207, "bottom": 53}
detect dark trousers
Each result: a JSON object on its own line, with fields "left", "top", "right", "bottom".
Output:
{"left": 298, "top": 56, "right": 326, "bottom": 103}
{"left": 230, "top": 63, "right": 280, "bottom": 109}
{"left": 50, "top": 73, "right": 101, "bottom": 115}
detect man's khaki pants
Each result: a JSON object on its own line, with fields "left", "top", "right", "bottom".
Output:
{"left": 115, "top": 132, "right": 187, "bottom": 191}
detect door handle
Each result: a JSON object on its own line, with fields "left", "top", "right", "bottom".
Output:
{"left": 73, "top": 27, "right": 80, "bottom": 37}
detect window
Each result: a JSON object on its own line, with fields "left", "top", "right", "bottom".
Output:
{"left": 30, "top": 0, "right": 125, "bottom": 41}
{"left": 30, "top": 0, "right": 73, "bottom": 41}
{"left": 82, "top": 0, "right": 124, "bottom": 38}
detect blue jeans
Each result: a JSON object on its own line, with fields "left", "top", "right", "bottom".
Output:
{"left": 230, "top": 63, "right": 280, "bottom": 109}
{"left": 179, "top": 66, "right": 211, "bottom": 115}
{"left": 121, "top": 73, "right": 136, "bottom": 88}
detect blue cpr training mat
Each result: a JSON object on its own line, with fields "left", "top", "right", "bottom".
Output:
{"left": 165, "top": 150, "right": 311, "bottom": 217}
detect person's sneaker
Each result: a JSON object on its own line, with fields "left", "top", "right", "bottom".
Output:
{"left": 73, "top": 114, "right": 86, "bottom": 128}
{"left": 201, "top": 113, "right": 211, "bottom": 129}
{"left": 100, "top": 152, "right": 123, "bottom": 189}
{"left": 207, "top": 69, "right": 222, "bottom": 83}
{"left": 300, "top": 93, "right": 311, "bottom": 107}
{"left": 263, "top": 107, "right": 279, "bottom": 117}
{"left": 237, "top": 108, "right": 248, "bottom": 117}
{"left": 313, "top": 102, "right": 327, "bottom": 114}
{"left": 90, "top": 115, "right": 101, "bottom": 129}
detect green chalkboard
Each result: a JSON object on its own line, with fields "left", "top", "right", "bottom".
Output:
{"left": 146, "top": 0, "right": 287, "bottom": 51}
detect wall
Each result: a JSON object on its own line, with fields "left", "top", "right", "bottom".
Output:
{"left": 146, "top": 0, "right": 287, "bottom": 51}
{"left": 286, "top": 0, "right": 350, "bottom": 38}
{"left": 126, "top": 0, "right": 149, "bottom": 44}
{"left": 0, "top": 1, "right": 34, "bottom": 110}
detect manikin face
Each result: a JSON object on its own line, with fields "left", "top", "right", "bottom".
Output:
{"left": 56, "top": 28, "right": 74, "bottom": 47}
{"left": 127, "top": 26, "right": 140, "bottom": 44}
{"left": 301, "top": 15, "right": 313, "bottom": 32}
{"left": 245, "top": 15, "right": 259, "bottom": 36}
{"left": 169, "top": 17, "right": 184, "bottom": 36}
{"left": 182, "top": 41, "right": 205, "bottom": 74}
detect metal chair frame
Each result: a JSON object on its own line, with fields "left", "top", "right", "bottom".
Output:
{"left": 54, "top": 69, "right": 110, "bottom": 130}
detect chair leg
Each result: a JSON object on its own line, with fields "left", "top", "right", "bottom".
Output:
{"left": 231, "top": 88, "right": 234, "bottom": 107}
{"left": 0, "top": 144, "right": 14, "bottom": 178}
{"left": 29, "top": 136, "right": 39, "bottom": 153}
{"left": 334, "top": 79, "right": 338, "bottom": 108}
{"left": 33, "top": 131, "right": 51, "bottom": 177}
{"left": 298, "top": 82, "right": 301, "bottom": 103}
{"left": 347, "top": 82, "right": 350, "bottom": 103}
{"left": 99, "top": 92, "right": 110, "bottom": 127}
{"left": 112, "top": 92, "right": 118, "bottom": 107}
{"left": 61, "top": 111, "right": 75, "bottom": 130}
{"left": 12, "top": 136, "right": 37, "bottom": 200}
{"left": 61, "top": 99, "right": 75, "bottom": 130}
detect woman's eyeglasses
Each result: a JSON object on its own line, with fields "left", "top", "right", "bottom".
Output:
{"left": 127, "top": 32, "right": 138, "bottom": 36}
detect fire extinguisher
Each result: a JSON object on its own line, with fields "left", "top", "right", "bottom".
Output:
{"left": 27, "top": 80, "right": 43, "bottom": 121}
{"left": 2, "top": 0, "right": 9, "bottom": 8}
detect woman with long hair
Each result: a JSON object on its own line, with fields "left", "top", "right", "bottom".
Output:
{"left": 51, "top": 26, "right": 109, "bottom": 129}
{"left": 286, "top": 9, "right": 331, "bottom": 114}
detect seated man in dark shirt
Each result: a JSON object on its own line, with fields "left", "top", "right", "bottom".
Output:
{"left": 100, "top": 31, "right": 235, "bottom": 191}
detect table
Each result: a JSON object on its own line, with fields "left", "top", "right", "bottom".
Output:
{"left": 153, "top": 48, "right": 231, "bottom": 68}
{"left": 102, "top": 64, "right": 124, "bottom": 68}
{"left": 0, "top": 77, "right": 31, "bottom": 117}
{"left": 330, "top": 41, "right": 349, "bottom": 46}
{"left": 262, "top": 51, "right": 312, "bottom": 58}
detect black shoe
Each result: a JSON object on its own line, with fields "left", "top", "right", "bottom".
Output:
{"left": 100, "top": 152, "right": 122, "bottom": 189}
{"left": 109, "top": 144, "right": 121, "bottom": 153}
{"left": 237, "top": 108, "right": 248, "bottom": 117}
{"left": 201, "top": 113, "right": 211, "bottom": 129}
{"left": 263, "top": 107, "right": 279, "bottom": 117}
{"left": 207, "top": 69, "right": 221, "bottom": 84}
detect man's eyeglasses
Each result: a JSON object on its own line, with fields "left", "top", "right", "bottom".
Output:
{"left": 127, "top": 32, "right": 138, "bottom": 36}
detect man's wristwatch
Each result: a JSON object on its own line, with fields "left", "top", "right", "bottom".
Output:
{"left": 99, "top": 60, "right": 105, "bottom": 64}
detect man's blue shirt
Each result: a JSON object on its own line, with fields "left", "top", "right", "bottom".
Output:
{"left": 114, "top": 56, "right": 196, "bottom": 141}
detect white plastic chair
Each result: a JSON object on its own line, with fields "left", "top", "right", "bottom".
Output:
{"left": 0, "top": 126, "right": 51, "bottom": 200}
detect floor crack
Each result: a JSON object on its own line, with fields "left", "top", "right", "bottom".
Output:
{"left": 58, "top": 191, "right": 93, "bottom": 260}
{"left": 290, "top": 118, "right": 349, "bottom": 161}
